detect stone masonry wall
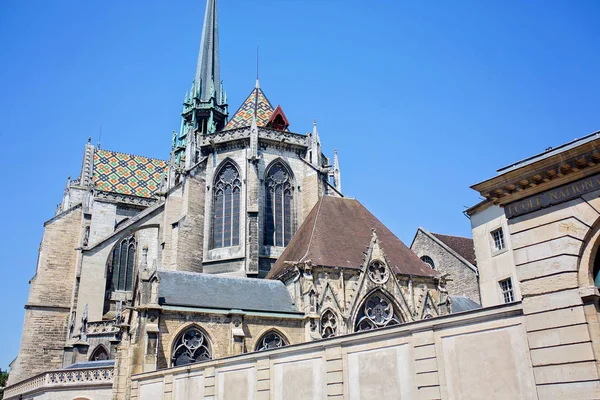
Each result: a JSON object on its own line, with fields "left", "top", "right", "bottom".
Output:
{"left": 411, "top": 230, "right": 480, "bottom": 304}
{"left": 9, "top": 206, "right": 83, "bottom": 385}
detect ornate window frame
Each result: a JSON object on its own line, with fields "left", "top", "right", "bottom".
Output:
{"left": 320, "top": 309, "right": 338, "bottom": 339}
{"left": 89, "top": 344, "right": 110, "bottom": 361}
{"left": 264, "top": 160, "right": 295, "bottom": 247}
{"left": 254, "top": 329, "right": 289, "bottom": 351}
{"left": 108, "top": 236, "right": 136, "bottom": 292}
{"left": 420, "top": 255, "right": 435, "bottom": 270}
{"left": 212, "top": 160, "right": 242, "bottom": 249}
{"left": 367, "top": 260, "right": 389, "bottom": 284}
{"left": 354, "top": 291, "right": 402, "bottom": 332}
{"left": 171, "top": 325, "right": 212, "bottom": 367}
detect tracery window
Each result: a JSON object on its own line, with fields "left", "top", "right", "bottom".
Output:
{"left": 109, "top": 236, "right": 136, "bottom": 292}
{"left": 421, "top": 256, "right": 435, "bottom": 269}
{"left": 213, "top": 162, "right": 241, "bottom": 248}
{"left": 255, "top": 330, "right": 288, "bottom": 351}
{"left": 264, "top": 163, "right": 293, "bottom": 247}
{"left": 171, "top": 327, "right": 212, "bottom": 367}
{"left": 90, "top": 345, "right": 109, "bottom": 361}
{"left": 355, "top": 292, "right": 402, "bottom": 332}
{"left": 320, "top": 310, "right": 338, "bottom": 339}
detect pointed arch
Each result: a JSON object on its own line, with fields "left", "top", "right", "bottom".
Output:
{"left": 264, "top": 159, "right": 295, "bottom": 247}
{"left": 89, "top": 344, "right": 110, "bottom": 361}
{"left": 353, "top": 289, "right": 403, "bottom": 333}
{"left": 106, "top": 235, "right": 136, "bottom": 292}
{"left": 170, "top": 324, "right": 213, "bottom": 367}
{"left": 320, "top": 308, "right": 339, "bottom": 339}
{"left": 254, "top": 328, "right": 289, "bottom": 351}
{"left": 212, "top": 159, "right": 242, "bottom": 248}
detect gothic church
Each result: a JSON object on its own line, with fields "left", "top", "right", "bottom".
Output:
{"left": 7, "top": 0, "right": 451, "bottom": 396}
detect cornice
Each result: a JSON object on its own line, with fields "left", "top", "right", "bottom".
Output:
{"left": 471, "top": 139, "right": 600, "bottom": 205}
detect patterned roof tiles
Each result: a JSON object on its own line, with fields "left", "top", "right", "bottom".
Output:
{"left": 93, "top": 149, "right": 167, "bottom": 198}
{"left": 224, "top": 87, "right": 274, "bottom": 130}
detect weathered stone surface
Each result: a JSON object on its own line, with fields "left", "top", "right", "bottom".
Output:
{"left": 520, "top": 272, "right": 578, "bottom": 297}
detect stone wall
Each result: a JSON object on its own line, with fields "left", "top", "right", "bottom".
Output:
{"left": 132, "top": 303, "right": 537, "bottom": 400}
{"left": 507, "top": 189, "right": 600, "bottom": 398}
{"left": 411, "top": 230, "right": 480, "bottom": 304}
{"left": 9, "top": 205, "right": 83, "bottom": 385}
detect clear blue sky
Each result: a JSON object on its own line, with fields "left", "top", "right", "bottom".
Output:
{"left": 0, "top": 0, "right": 598, "bottom": 368}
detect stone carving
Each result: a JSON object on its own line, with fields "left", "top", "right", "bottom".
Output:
{"left": 320, "top": 310, "right": 338, "bottom": 338}
{"left": 367, "top": 260, "right": 389, "bottom": 284}
{"left": 256, "top": 331, "right": 287, "bottom": 351}
{"left": 355, "top": 293, "right": 401, "bottom": 332}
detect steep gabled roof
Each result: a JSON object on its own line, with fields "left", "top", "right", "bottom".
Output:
{"left": 432, "top": 232, "right": 477, "bottom": 266}
{"left": 93, "top": 149, "right": 167, "bottom": 198}
{"left": 158, "top": 271, "right": 300, "bottom": 314}
{"left": 267, "top": 196, "right": 439, "bottom": 279}
{"left": 224, "top": 86, "right": 274, "bottom": 130}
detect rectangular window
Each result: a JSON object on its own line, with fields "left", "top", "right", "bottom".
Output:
{"left": 491, "top": 228, "right": 505, "bottom": 251}
{"left": 499, "top": 278, "right": 514, "bottom": 303}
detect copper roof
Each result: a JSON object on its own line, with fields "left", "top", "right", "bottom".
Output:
{"left": 267, "top": 196, "right": 439, "bottom": 279}
{"left": 432, "top": 233, "right": 477, "bottom": 266}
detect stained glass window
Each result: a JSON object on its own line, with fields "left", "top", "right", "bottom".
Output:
{"left": 264, "top": 163, "right": 293, "bottom": 246}
{"left": 255, "top": 330, "right": 288, "bottom": 351}
{"left": 213, "top": 162, "right": 241, "bottom": 248}
{"left": 320, "top": 310, "right": 338, "bottom": 339}
{"left": 109, "top": 236, "right": 136, "bottom": 292}
{"left": 355, "top": 292, "right": 402, "bottom": 332}
{"left": 172, "top": 327, "right": 212, "bottom": 367}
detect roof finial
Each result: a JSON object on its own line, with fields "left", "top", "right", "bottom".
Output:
{"left": 256, "top": 44, "right": 260, "bottom": 89}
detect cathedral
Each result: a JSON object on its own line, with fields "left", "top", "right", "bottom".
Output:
{"left": 7, "top": 0, "right": 452, "bottom": 397}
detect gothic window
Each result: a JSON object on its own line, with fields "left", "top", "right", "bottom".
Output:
{"left": 264, "top": 163, "right": 293, "bottom": 247}
{"left": 171, "top": 327, "right": 212, "bottom": 367}
{"left": 355, "top": 292, "right": 402, "bottom": 332}
{"left": 421, "top": 256, "right": 435, "bottom": 269}
{"left": 109, "top": 236, "right": 136, "bottom": 292}
{"left": 212, "top": 162, "right": 241, "bottom": 248}
{"left": 320, "top": 310, "right": 338, "bottom": 339}
{"left": 368, "top": 260, "right": 389, "bottom": 284}
{"left": 255, "top": 330, "right": 288, "bottom": 351}
{"left": 90, "top": 345, "right": 109, "bottom": 361}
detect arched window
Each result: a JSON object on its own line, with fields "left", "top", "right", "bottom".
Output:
{"left": 264, "top": 163, "right": 293, "bottom": 247}
{"left": 421, "top": 256, "right": 435, "bottom": 269}
{"left": 355, "top": 292, "right": 402, "bottom": 332}
{"left": 255, "top": 330, "right": 288, "bottom": 351}
{"left": 320, "top": 310, "right": 338, "bottom": 339}
{"left": 109, "top": 236, "right": 136, "bottom": 291}
{"left": 213, "top": 162, "right": 241, "bottom": 248}
{"left": 171, "top": 326, "right": 212, "bottom": 367}
{"left": 89, "top": 345, "right": 109, "bottom": 361}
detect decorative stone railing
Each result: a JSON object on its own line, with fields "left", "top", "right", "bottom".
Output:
{"left": 87, "top": 320, "right": 119, "bottom": 335}
{"left": 200, "top": 127, "right": 308, "bottom": 147}
{"left": 3, "top": 366, "right": 114, "bottom": 400}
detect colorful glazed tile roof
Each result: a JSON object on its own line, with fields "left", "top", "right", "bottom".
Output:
{"left": 93, "top": 149, "right": 167, "bottom": 198}
{"left": 224, "top": 87, "right": 275, "bottom": 130}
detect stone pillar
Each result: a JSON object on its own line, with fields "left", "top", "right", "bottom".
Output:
{"left": 325, "top": 346, "right": 343, "bottom": 399}
{"left": 246, "top": 160, "right": 259, "bottom": 275}
{"left": 412, "top": 329, "right": 441, "bottom": 399}
{"left": 255, "top": 358, "right": 270, "bottom": 400}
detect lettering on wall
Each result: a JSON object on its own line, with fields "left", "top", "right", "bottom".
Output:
{"left": 505, "top": 173, "right": 600, "bottom": 219}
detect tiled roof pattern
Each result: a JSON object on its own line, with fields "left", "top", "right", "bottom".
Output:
{"left": 449, "top": 295, "right": 481, "bottom": 313}
{"left": 432, "top": 233, "right": 477, "bottom": 266}
{"left": 93, "top": 149, "right": 167, "bottom": 198}
{"left": 224, "top": 87, "right": 274, "bottom": 130}
{"left": 268, "top": 197, "right": 440, "bottom": 279}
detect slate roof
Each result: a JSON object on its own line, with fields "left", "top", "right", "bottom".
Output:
{"left": 224, "top": 86, "right": 275, "bottom": 130}
{"left": 93, "top": 149, "right": 167, "bottom": 198}
{"left": 449, "top": 295, "right": 481, "bottom": 313}
{"left": 158, "top": 271, "right": 299, "bottom": 314}
{"left": 432, "top": 233, "right": 477, "bottom": 266}
{"left": 267, "top": 196, "right": 440, "bottom": 279}
{"left": 64, "top": 360, "right": 115, "bottom": 369}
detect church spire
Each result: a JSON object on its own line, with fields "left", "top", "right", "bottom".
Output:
{"left": 195, "top": 0, "right": 221, "bottom": 103}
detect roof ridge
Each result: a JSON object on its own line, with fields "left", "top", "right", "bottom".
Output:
{"left": 432, "top": 232, "right": 473, "bottom": 240}
{"left": 96, "top": 148, "right": 167, "bottom": 164}
{"left": 299, "top": 196, "right": 326, "bottom": 263}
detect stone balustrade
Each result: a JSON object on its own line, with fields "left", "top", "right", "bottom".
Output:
{"left": 3, "top": 366, "right": 114, "bottom": 400}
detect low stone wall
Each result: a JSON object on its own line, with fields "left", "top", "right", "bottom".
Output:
{"left": 3, "top": 366, "right": 114, "bottom": 400}
{"left": 132, "top": 303, "right": 540, "bottom": 400}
